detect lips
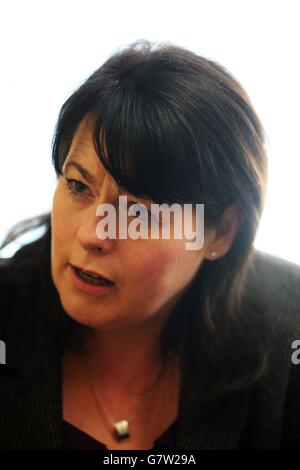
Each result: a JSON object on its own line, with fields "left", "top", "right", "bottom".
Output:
{"left": 70, "top": 264, "right": 114, "bottom": 283}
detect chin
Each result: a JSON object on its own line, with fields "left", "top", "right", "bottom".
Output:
{"left": 58, "top": 298, "right": 112, "bottom": 328}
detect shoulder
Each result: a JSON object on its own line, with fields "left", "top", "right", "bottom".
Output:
{"left": 248, "top": 248, "right": 300, "bottom": 295}
{"left": 0, "top": 257, "right": 16, "bottom": 337}
{"left": 0, "top": 233, "right": 66, "bottom": 379}
{"left": 247, "top": 248, "right": 300, "bottom": 361}
{"left": 246, "top": 249, "right": 300, "bottom": 332}
{"left": 0, "top": 235, "right": 46, "bottom": 338}
{"left": 243, "top": 250, "right": 300, "bottom": 448}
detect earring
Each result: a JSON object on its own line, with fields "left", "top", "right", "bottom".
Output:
{"left": 210, "top": 250, "right": 218, "bottom": 258}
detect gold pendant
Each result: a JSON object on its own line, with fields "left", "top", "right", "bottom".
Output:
{"left": 114, "top": 420, "right": 130, "bottom": 440}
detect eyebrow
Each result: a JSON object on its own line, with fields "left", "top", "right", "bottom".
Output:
{"left": 62, "top": 159, "right": 98, "bottom": 185}
{"left": 62, "top": 157, "right": 141, "bottom": 200}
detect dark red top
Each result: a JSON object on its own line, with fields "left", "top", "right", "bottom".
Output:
{"left": 63, "top": 418, "right": 177, "bottom": 450}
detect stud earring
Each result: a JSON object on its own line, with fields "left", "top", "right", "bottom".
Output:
{"left": 210, "top": 250, "right": 218, "bottom": 258}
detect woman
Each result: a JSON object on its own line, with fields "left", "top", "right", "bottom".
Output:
{"left": 0, "top": 40, "right": 300, "bottom": 450}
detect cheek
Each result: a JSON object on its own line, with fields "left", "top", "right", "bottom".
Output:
{"left": 51, "top": 185, "right": 74, "bottom": 266}
{"left": 51, "top": 184, "right": 74, "bottom": 240}
{"left": 130, "top": 241, "right": 203, "bottom": 298}
{"left": 135, "top": 248, "right": 178, "bottom": 283}
{"left": 51, "top": 203, "right": 64, "bottom": 251}
{"left": 51, "top": 185, "right": 63, "bottom": 228}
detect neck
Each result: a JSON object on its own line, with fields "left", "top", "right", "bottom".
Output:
{"left": 80, "top": 312, "right": 174, "bottom": 395}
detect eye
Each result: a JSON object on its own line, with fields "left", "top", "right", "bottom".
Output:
{"left": 64, "top": 177, "right": 91, "bottom": 197}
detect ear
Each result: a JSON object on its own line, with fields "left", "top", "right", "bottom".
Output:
{"left": 204, "top": 204, "right": 244, "bottom": 260}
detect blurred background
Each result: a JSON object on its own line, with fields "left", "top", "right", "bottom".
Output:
{"left": 0, "top": 0, "right": 299, "bottom": 264}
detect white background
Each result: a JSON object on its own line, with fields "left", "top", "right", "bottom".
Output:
{"left": 0, "top": 0, "right": 299, "bottom": 265}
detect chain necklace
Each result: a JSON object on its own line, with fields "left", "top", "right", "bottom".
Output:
{"left": 81, "top": 356, "right": 159, "bottom": 441}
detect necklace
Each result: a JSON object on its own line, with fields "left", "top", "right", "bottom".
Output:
{"left": 81, "top": 356, "right": 159, "bottom": 441}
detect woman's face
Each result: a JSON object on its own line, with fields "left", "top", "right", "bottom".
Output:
{"left": 51, "top": 115, "right": 213, "bottom": 331}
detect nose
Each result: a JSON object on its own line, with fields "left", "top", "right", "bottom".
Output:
{"left": 76, "top": 175, "right": 120, "bottom": 253}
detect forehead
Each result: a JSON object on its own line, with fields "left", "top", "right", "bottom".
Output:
{"left": 69, "top": 114, "right": 99, "bottom": 154}
{"left": 62, "top": 115, "right": 137, "bottom": 198}
{"left": 64, "top": 114, "right": 108, "bottom": 174}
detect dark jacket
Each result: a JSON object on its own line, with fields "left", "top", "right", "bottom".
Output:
{"left": 0, "top": 241, "right": 300, "bottom": 450}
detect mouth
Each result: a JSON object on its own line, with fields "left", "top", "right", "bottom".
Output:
{"left": 71, "top": 264, "right": 114, "bottom": 286}
{"left": 69, "top": 264, "right": 115, "bottom": 297}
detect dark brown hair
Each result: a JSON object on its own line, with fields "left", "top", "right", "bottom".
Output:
{"left": 0, "top": 39, "right": 272, "bottom": 404}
